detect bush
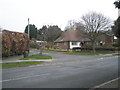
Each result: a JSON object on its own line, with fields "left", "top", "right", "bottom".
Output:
{"left": 112, "top": 43, "right": 120, "bottom": 47}
{"left": 72, "top": 46, "right": 120, "bottom": 52}
{"left": 45, "top": 42, "right": 59, "bottom": 49}
{"left": 30, "top": 42, "right": 39, "bottom": 49}
{"left": 2, "top": 30, "right": 29, "bottom": 57}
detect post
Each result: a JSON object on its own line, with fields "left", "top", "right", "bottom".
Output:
{"left": 28, "top": 18, "right": 30, "bottom": 39}
{"left": 118, "top": 9, "right": 120, "bottom": 17}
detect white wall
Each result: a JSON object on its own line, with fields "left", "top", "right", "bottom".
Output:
{"left": 70, "top": 41, "right": 81, "bottom": 49}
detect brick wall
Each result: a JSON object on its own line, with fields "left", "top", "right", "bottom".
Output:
{"left": 56, "top": 42, "right": 70, "bottom": 49}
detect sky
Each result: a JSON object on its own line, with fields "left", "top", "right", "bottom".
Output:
{"left": 0, "top": 0, "right": 118, "bottom": 32}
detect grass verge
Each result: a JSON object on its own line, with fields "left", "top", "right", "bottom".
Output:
{"left": 0, "top": 61, "right": 44, "bottom": 68}
{"left": 112, "top": 53, "right": 120, "bottom": 56}
{"left": 20, "top": 54, "right": 52, "bottom": 60}
{"left": 65, "top": 52, "right": 110, "bottom": 55}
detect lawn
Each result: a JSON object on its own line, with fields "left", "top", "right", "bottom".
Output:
{"left": 20, "top": 54, "right": 52, "bottom": 60}
{"left": 1, "top": 54, "right": 52, "bottom": 68}
{"left": 65, "top": 52, "right": 111, "bottom": 55}
{"left": 112, "top": 53, "right": 120, "bottom": 56}
{"left": 0, "top": 61, "right": 44, "bottom": 68}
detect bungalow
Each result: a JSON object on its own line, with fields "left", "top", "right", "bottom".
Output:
{"left": 54, "top": 29, "right": 90, "bottom": 49}
{"left": 97, "top": 30, "right": 114, "bottom": 46}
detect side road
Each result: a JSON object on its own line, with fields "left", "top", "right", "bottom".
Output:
{"left": 1, "top": 50, "right": 118, "bottom": 63}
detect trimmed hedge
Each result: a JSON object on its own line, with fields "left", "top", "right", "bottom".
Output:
{"left": 72, "top": 47, "right": 120, "bottom": 52}
{"left": 2, "top": 30, "right": 29, "bottom": 57}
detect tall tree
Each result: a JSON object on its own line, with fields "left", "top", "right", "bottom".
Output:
{"left": 38, "top": 25, "right": 62, "bottom": 42}
{"left": 37, "top": 25, "right": 47, "bottom": 41}
{"left": 81, "top": 12, "right": 111, "bottom": 52}
{"left": 24, "top": 24, "right": 37, "bottom": 40}
{"left": 112, "top": 16, "right": 120, "bottom": 45}
{"left": 65, "top": 20, "right": 85, "bottom": 31}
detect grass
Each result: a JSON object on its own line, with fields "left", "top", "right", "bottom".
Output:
{"left": 65, "top": 52, "right": 110, "bottom": 55}
{"left": 20, "top": 54, "right": 52, "bottom": 60}
{"left": 1, "top": 54, "right": 52, "bottom": 68}
{"left": 47, "top": 48, "right": 72, "bottom": 52}
{"left": 112, "top": 53, "right": 120, "bottom": 56}
{"left": 0, "top": 61, "right": 44, "bottom": 68}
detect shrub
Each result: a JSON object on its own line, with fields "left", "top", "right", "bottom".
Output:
{"left": 72, "top": 46, "right": 120, "bottom": 52}
{"left": 112, "top": 43, "right": 120, "bottom": 47}
{"left": 29, "top": 42, "right": 39, "bottom": 49}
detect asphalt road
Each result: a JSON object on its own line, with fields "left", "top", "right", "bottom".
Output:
{"left": 2, "top": 52, "right": 119, "bottom": 88}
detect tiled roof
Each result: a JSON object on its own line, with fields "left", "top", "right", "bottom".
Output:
{"left": 54, "top": 29, "right": 90, "bottom": 42}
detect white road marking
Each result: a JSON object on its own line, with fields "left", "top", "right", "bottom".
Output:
{"left": 90, "top": 77, "right": 120, "bottom": 89}
{"left": 1, "top": 73, "right": 50, "bottom": 83}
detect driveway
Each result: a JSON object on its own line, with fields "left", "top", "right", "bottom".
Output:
{"left": 2, "top": 51, "right": 119, "bottom": 88}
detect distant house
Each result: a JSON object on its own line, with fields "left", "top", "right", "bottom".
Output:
{"left": 54, "top": 29, "right": 90, "bottom": 49}
{"left": 97, "top": 31, "right": 114, "bottom": 46}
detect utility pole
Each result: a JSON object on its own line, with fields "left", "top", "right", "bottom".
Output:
{"left": 118, "top": 7, "right": 120, "bottom": 17}
{"left": 28, "top": 18, "right": 30, "bottom": 39}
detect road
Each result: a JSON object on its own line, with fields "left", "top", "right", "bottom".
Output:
{"left": 2, "top": 52, "right": 119, "bottom": 88}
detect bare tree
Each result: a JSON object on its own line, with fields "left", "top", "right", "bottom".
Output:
{"left": 65, "top": 20, "right": 85, "bottom": 31}
{"left": 81, "top": 12, "right": 111, "bottom": 52}
{"left": 65, "top": 20, "right": 76, "bottom": 30}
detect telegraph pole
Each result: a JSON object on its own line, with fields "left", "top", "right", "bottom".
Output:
{"left": 118, "top": 7, "right": 120, "bottom": 17}
{"left": 28, "top": 18, "right": 30, "bottom": 39}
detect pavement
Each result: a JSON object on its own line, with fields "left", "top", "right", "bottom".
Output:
{"left": 2, "top": 51, "right": 119, "bottom": 88}
{"left": 1, "top": 49, "right": 52, "bottom": 63}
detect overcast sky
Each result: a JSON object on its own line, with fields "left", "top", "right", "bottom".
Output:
{"left": 0, "top": 0, "right": 118, "bottom": 32}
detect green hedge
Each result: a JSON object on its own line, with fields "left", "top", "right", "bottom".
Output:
{"left": 72, "top": 47, "right": 120, "bottom": 51}
{"left": 30, "top": 43, "right": 39, "bottom": 49}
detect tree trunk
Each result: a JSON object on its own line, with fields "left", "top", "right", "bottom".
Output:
{"left": 92, "top": 42, "right": 96, "bottom": 53}
{"left": 39, "top": 46, "right": 43, "bottom": 55}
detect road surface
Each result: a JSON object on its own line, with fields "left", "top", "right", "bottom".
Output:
{"left": 2, "top": 52, "right": 119, "bottom": 88}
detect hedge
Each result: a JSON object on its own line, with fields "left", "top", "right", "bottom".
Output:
{"left": 72, "top": 47, "right": 120, "bottom": 52}
{"left": 2, "top": 30, "right": 29, "bottom": 57}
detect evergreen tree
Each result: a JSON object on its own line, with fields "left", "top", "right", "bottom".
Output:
{"left": 38, "top": 25, "right": 62, "bottom": 42}
{"left": 112, "top": 16, "right": 120, "bottom": 45}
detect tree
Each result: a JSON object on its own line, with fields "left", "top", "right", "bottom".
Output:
{"left": 65, "top": 20, "right": 76, "bottom": 30}
{"left": 81, "top": 12, "right": 111, "bottom": 53}
{"left": 37, "top": 25, "right": 47, "bottom": 41}
{"left": 112, "top": 16, "right": 120, "bottom": 45}
{"left": 47, "top": 25, "right": 62, "bottom": 42}
{"left": 37, "top": 25, "right": 62, "bottom": 54}
{"left": 38, "top": 25, "right": 62, "bottom": 42}
{"left": 24, "top": 24, "right": 37, "bottom": 40}
{"left": 114, "top": 0, "right": 120, "bottom": 9}
{"left": 65, "top": 20, "right": 85, "bottom": 31}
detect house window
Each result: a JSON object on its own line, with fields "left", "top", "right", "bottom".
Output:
{"left": 72, "top": 41, "right": 77, "bottom": 45}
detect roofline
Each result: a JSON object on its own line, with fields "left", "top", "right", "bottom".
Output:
{"left": 54, "top": 40, "right": 91, "bottom": 43}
